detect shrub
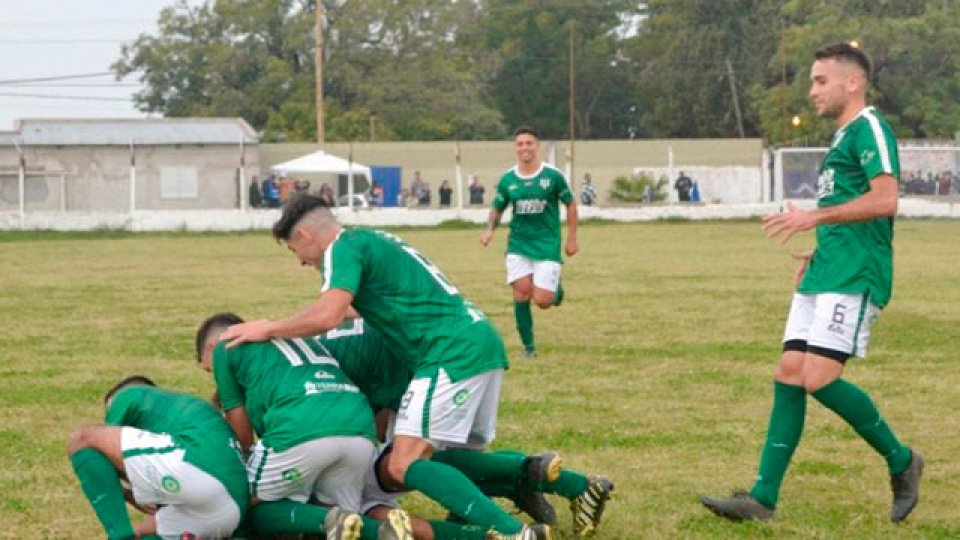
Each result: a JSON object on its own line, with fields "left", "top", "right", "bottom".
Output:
{"left": 608, "top": 172, "right": 668, "bottom": 203}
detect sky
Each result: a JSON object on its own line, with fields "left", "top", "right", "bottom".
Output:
{"left": 0, "top": 0, "right": 203, "bottom": 131}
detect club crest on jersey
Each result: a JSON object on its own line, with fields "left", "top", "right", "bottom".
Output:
{"left": 817, "top": 168, "right": 835, "bottom": 199}
{"left": 859, "top": 148, "right": 875, "bottom": 166}
{"left": 540, "top": 178, "right": 550, "bottom": 189}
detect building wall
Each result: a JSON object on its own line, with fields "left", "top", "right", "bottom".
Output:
{"left": 0, "top": 144, "right": 260, "bottom": 212}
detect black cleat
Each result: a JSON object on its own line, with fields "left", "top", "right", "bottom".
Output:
{"left": 513, "top": 453, "right": 562, "bottom": 525}
{"left": 571, "top": 475, "right": 614, "bottom": 536}
{"left": 700, "top": 491, "right": 773, "bottom": 522}
{"left": 891, "top": 450, "right": 924, "bottom": 523}
{"left": 486, "top": 524, "right": 552, "bottom": 540}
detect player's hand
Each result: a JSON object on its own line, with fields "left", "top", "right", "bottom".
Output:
{"left": 762, "top": 201, "right": 818, "bottom": 245}
{"left": 565, "top": 237, "right": 579, "bottom": 257}
{"left": 479, "top": 229, "right": 494, "bottom": 247}
{"left": 791, "top": 250, "right": 813, "bottom": 287}
{"left": 220, "top": 320, "right": 273, "bottom": 348}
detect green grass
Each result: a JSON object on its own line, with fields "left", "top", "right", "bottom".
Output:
{"left": 1, "top": 220, "right": 958, "bottom": 539}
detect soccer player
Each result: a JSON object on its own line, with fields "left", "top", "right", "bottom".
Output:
{"left": 67, "top": 376, "right": 248, "bottom": 539}
{"left": 196, "top": 313, "right": 411, "bottom": 540}
{"left": 480, "top": 126, "right": 579, "bottom": 357}
{"left": 701, "top": 42, "right": 922, "bottom": 523}
{"left": 218, "top": 200, "right": 549, "bottom": 540}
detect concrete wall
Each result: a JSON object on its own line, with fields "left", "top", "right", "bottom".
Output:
{"left": 261, "top": 139, "right": 766, "bottom": 206}
{"left": 0, "top": 144, "right": 260, "bottom": 212}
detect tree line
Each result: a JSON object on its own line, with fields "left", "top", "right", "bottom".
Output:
{"left": 113, "top": 0, "right": 960, "bottom": 144}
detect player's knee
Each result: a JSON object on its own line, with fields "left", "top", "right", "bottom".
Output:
{"left": 532, "top": 296, "right": 552, "bottom": 309}
{"left": 384, "top": 457, "right": 411, "bottom": 490}
{"left": 67, "top": 427, "right": 94, "bottom": 456}
{"left": 513, "top": 290, "right": 532, "bottom": 302}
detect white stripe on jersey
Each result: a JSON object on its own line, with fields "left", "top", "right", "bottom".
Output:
{"left": 861, "top": 107, "right": 894, "bottom": 174}
{"left": 320, "top": 229, "right": 344, "bottom": 293}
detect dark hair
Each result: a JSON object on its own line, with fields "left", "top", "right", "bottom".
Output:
{"left": 272, "top": 193, "right": 331, "bottom": 241}
{"left": 815, "top": 42, "right": 870, "bottom": 80}
{"left": 195, "top": 312, "right": 245, "bottom": 362}
{"left": 104, "top": 375, "right": 156, "bottom": 404}
{"left": 513, "top": 126, "right": 539, "bottom": 139}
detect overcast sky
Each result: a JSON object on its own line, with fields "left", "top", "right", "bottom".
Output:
{"left": 0, "top": 0, "right": 203, "bottom": 131}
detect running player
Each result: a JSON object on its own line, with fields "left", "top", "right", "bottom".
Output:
{"left": 480, "top": 126, "right": 579, "bottom": 357}
{"left": 220, "top": 195, "right": 549, "bottom": 540}
{"left": 701, "top": 42, "right": 922, "bottom": 523}
{"left": 67, "top": 376, "right": 248, "bottom": 539}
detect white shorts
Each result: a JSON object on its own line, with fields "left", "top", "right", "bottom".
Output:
{"left": 393, "top": 368, "right": 502, "bottom": 449}
{"left": 782, "top": 292, "right": 881, "bottom": 360}
{"left": 247, "top": 436, "right": 375, "bottom": 512}
{"left": 121, "top": 427, "right": 241, "bottom": 538}
{"left": 359, "top": 445, "right": 400, "bottom": 515}
{"left": 505, "top": 253, "right": 561, "bottom": 292}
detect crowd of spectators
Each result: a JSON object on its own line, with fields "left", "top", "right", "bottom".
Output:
{"left": 901, "top": 169, "right": 959, "bottom": 196}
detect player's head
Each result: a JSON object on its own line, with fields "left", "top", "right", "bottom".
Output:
{"left": 513, "top": 126, "right": 540, "bottom": 165}
{"left": 810, "top": 42, "right": 870, "bottom": 119}
{"left": 272, "top": 193, "right": 340, "bottom": 267}
{"left": 104, "top": 375, "right": 156, "bottom": 406}
{"left": 195, "top": 312, "right": 244, "bottom": 372}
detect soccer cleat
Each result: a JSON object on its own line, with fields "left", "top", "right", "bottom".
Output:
{"left": 513, "top": 452, "right": 563, "bottom": 524}
{"left": 523, "top": 346, "right": 537, "bottom": 358}
{"left": 570, "top": 475, "right": 614, "bottom": 536}
{"left": 700, "top": 491, "right": 774, "bottom": 522}
{"left": 526, "top": 452, "right": 563, "bottom": 484}
{"left": 324, "top": 506, "right": 363, "bottom": 540}
{"left": 890, "top": 451, "right": 924, "bottom": 523}
{"left": 378, "top": 508, "right": 414, "bottom": 540}
{"left": 486, "top": 524, "right": 552, "bottom": 540}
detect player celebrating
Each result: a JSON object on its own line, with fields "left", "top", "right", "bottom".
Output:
{"left": 68, "top": 376, "right": 248, "bottom": 539}
{"left": 220, "top": 195, "right": 549, "bottom": 540}
{"left": 701, "top": 42, "right": 922, "bottom": 523}
{"left": 480, "top": 126, "right": 579, "bottom": 357}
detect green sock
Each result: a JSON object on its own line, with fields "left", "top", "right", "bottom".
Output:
{"left": 431, "top": 449, "right": 526, "bottom": 486}
{"left": 428, "top": 520, "right": 489, "bottom": 540}
{"left": 540, "top": 470, "right": 589, "bottom": 500}
{"left": 553, "top": 281, "right": 564, "bottom": 306}
{"left": 514, "top": 301, "right": 535, "bottom": 351}
{"left": 70, "top": 448, "right": 135, "bottom": 540}
{"left": 246, "top": 500, "right": 329, "bottom": 534}
{"left": 812, "top": 379, "right": 912, "bottom": 475}
{"left": 403, "top": 459, "right": 522, "bottom": 534}
{"left": 749, "top": 381, "right": 806, "bottom": 509}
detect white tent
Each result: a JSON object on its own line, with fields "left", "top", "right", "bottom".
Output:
{"left": 270, "top": 150, "right": 370, "bottom": 208}
{"left": 270, "top": 150, "right": 371, "bottom": 177}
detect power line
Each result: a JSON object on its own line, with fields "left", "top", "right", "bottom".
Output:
{"left": 0, "top": 72, "right": 115, "bottom": 85}
{"left": 0, "top": 92, "right": 131, "bottom": 102}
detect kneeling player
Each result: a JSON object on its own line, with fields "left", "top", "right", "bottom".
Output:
{"left": 68, "top": 376, "right": 248, "bottom": 539}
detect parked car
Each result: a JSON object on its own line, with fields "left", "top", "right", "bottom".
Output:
{"left": 336, "top": 194, "right": 371, "bottom": 209}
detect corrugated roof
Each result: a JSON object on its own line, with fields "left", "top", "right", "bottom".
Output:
{"left": 6, "top": 118, "right": 258, "bottom": 146}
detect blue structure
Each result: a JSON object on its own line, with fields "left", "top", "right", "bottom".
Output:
{"left": 371, "top": 166, "right": 401, "bottom": 207}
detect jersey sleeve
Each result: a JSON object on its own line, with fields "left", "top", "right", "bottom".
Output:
{"left": 556, "top": 172, "right": 574, "bottom": 204}
{"left": 321, "top": 236, "right": 363, "bottom": 294}
{"left": 855, "top": 118, "right": 899, "bottom": 181}
{"left": 104, "top": 388, "right": 135, "bottom": 425}
{"left": 213, "top": 343, "right": 245, "bottom": 411}
{"left": 492, "top": 178, "right": 510, "bottom": 212}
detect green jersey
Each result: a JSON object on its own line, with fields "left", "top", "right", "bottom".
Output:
{"left": 105, "top": 386, "right": 248, "bottom": 512}
{"left": 493, "top": 163, "right": 574, "bottom": 262}
{"left": 212, "top": 339, "right": 376, "bottom": 452}
{"left": 799, "top": 106, "right": 900, "bottom": 307}
{"left": 321, "top": 228, "right": 508, "bottom": 382}
{"left": 317, "top": 319, "right": 412, "bottom": 412}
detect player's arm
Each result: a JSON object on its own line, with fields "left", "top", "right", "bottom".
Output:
{"left": 223, "top": 406, "right": 255, "bottom": 452}
{"left": 565, "top": 199, "right": 579, "bottom": 256}
{"left": 221, "top": 288, "right": 354, "bottom": 347}
{"left": 763, "top": 174, "right": 898, "bottom": 244}
{"left": 480, "top": 209, "right": 503, "bottom": 246}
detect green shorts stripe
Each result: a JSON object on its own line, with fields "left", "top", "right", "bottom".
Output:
{"left": 850, "top": 292, "right": 870, "bottom": 357}
{"left": 122, "top": 444, "right": 180, "bottom": 459}
{"left": 421, "top": 375, "right": 438, "bottom": 439}
{"left": 251, "top": 446, "right": 270, "bottom": 496}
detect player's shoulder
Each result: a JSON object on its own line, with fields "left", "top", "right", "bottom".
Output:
{"left": 541, "top": 163, "right": 568, "bottom": 181}
{"left": 850, "top": 106, "right": 895, "bottom": 137}
{"left": 497, "top": 166, "right": 519, "bottom": 183}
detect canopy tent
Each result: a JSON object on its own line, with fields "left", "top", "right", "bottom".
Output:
{"left": 270, "top": 150, "right": 371, "bottom": 177}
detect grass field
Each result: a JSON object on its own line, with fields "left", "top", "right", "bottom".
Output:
{"left": 1, "top": 220, "right": 959, "bottom": 539}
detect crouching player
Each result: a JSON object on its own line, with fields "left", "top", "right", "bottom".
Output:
{"left": 68, "top": 376, "right": 248, "bottom": 539}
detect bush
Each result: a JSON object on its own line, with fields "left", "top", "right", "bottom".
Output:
{"left": 608, "top": 172, "right": 668, "bottom": 203}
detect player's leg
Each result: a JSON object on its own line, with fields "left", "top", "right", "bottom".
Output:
{"left": 702, "top": 294, "right": 812, "bottom": 521}
{"left": 67, "top": 425, "right": 136, "bottom": 539}
{"left": 150, "top": 460, "right": 243, "bottom": 539}
{"left": 506, "top": 254, "right": 536, "bottom": 356}
{"left": 387, "top": 369, "right": 530, "bottom": 535}
{"left": 530, "top": 260, "right": 562, "bottom": 310}
{"left": 803, "top": 294, "right": 921, "bottom": 522}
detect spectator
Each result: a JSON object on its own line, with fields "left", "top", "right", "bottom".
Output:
{"left": 397, "top": 188, "right": 413, "bottom": 208}
{"left": 261, "top": 175, "right": 280, "bottom": 208}
{"left": 294, "top": 179, "right": 311, "bottom": 194}
{"left": 278, "top": 176, "right": 296, "bottom": 202}
{"left": 438, "top": 180, "right": 453, "bottom": 207}
{"left": 248, "top": 176, "right": 262, "bottom": 208}
{"left": 419, "top": 182, "right": 432, "bottom": 207}
{"left": 410, "top": 171, "right": 428, "bottom": 206}
{"left": 580, "top": 173, "right": 597, "bottom": 206}
{"left": 468, "top": 175, "right": 485, "bottom": 205}
{"left": 318, "top": 182, "right": 336, "bottom": 207}
{"left": 674, "top": 171, "right": 693, "bottom": 202}
{"left": 367, "top": 181, "right": 384, "bottom": 207}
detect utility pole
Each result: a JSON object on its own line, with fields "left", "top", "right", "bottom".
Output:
{"left": 568, "top": 20, "right": 577, "bottom": 191}
{"left": 315, "top": 1, "right": 325, "bottom": 144}
{"left": 725, "top": 57, "right": 745, "bottom": 138}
